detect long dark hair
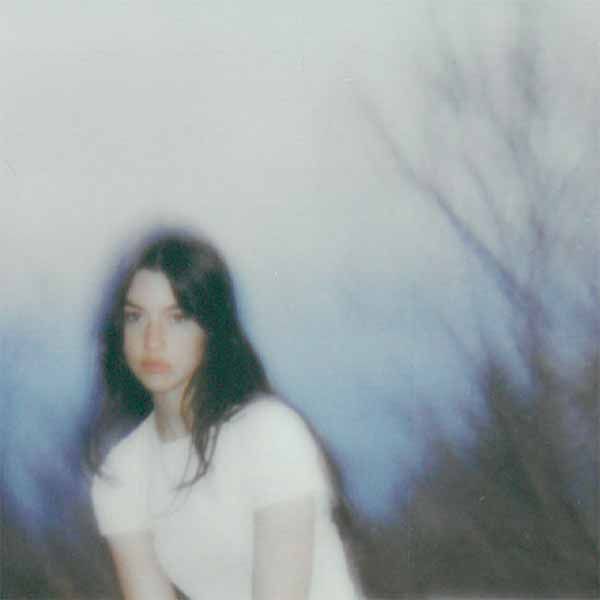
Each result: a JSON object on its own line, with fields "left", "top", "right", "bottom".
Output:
{"left": 87, "top": 227, "right": 272, "bottom": 483}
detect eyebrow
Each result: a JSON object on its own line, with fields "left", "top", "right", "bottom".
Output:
{"left": 123, "top": 300, "right": 181, "bottom": 310}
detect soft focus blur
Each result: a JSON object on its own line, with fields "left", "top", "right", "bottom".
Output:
{"left": 1, "top": 2, "right": 598, "bottom": 598}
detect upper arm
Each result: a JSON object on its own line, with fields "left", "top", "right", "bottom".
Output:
{"left": 252, "top": 494, "right": 317, "bottom": 600}
{"left": 242, "top": 400, "right": 333, "bottom": 598}
{"left": 91, "top": 427, "right": 152, "bottom": 537}
{"left": 107, "top": 531, "right": 178, "bottom": 600}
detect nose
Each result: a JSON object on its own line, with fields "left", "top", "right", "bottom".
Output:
{"left": 144, "top": 318, "right": 165, "bottom": 351}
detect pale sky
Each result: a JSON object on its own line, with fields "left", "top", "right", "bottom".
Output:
{"left": 1, "top": 1, "right": 598, "bottom": 519}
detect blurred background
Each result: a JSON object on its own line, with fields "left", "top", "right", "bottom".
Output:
{"left": 0, "top": 1, "right": 598, "bottom": 598}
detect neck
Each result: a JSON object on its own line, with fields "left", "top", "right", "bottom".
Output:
{"left": 152, "top": 389, "right": 192, "bottom": 442}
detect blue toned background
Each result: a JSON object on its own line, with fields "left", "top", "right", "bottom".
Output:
{"left": 1, "top": 2, "right": 598, "bottom": 598}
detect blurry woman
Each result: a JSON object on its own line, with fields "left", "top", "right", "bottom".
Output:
{"left": 87, "top": 228, "right": 361, "bottom": 599}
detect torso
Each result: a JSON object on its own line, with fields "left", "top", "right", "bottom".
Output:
{"left": 93, "top": 397, "right": 361, "bottom": 599}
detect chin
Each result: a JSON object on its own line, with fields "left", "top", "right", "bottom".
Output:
{"left": 146, "top": 382, "right": 182, "bottom": 396}
{"left": 136, "top": 374, "right": 180, "bottom": 396}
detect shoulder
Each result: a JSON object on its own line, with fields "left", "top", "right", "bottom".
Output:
{"left": 228, "top": 396, "right": 333, "bottom": 508}
{"left": 98, "top": 415, "right": 155, "bottom": 480}
{"left": 231, "top": 395, "right": 312, "bottom": 438}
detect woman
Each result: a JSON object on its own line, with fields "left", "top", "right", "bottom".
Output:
{"left": 87, "top": 228, "right": 361, "bottom": 599}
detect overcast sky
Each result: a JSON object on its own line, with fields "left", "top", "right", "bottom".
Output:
{"left": 1, "top": 1, "right": 598, "bottom": 520}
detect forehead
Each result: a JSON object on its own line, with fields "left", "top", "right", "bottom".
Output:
{"left": 125, "top": 269, "right": 178, "bottom": 307}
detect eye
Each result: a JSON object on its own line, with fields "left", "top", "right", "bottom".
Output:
{"left": 170, "top": 310, "right": 189, "bottom": 323}
{"left": 123, "top": 310, "right": 142, "bottom": 324}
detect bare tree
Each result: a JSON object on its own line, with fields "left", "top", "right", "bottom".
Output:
{"left": 353, "top": 4, "right": 599, "bottom": 597}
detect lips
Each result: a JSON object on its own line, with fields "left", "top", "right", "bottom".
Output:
{"left": 140, "top": 359, "right": 172, "bottom": 374}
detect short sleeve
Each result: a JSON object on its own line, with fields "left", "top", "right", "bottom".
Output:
{"left": 239, "top": 399, "right": 333, "bottom": 510}
{"left": 91, "top": 434, "right": 151, "bottom": 536}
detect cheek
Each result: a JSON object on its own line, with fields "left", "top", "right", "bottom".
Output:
{"left": 188, "top": 332, "right": 206, "bottom": 367}
{"left": 122, "top": 330, "right": 139, "bottom": 362}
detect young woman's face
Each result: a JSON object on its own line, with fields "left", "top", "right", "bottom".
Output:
{"left": 123, "top": 269, "right": 206, "bottom": 400}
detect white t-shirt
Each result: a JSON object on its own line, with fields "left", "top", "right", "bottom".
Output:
{"left": 91, "top": 397, "right": 360, "bottom": 599}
